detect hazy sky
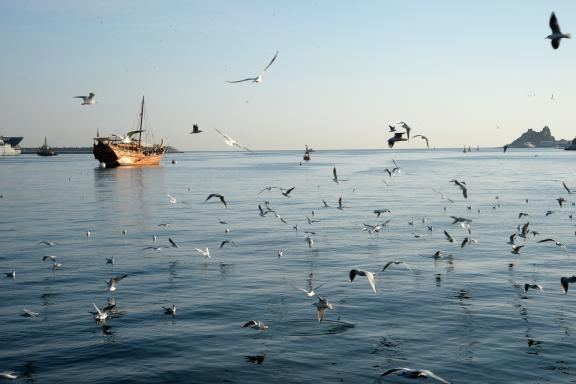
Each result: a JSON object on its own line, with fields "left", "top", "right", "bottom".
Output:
{"left": 1, "top": 1, "right": 575, "bottom": 150}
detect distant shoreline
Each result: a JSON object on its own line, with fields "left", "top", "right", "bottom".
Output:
{"left": 20, "top": 146, "right": 182, "bottom": 154}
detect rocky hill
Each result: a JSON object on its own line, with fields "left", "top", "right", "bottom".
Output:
{"left": 508, "top": 126, "right": 558, "bottom": 148}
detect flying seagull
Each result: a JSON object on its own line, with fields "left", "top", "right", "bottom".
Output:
{"left": 412, "top": 134, "right": 430, "bottom": 148}
{"left": 194, "top": 247, "right": 211, "bottom": 258}
{"left": 561, "top": 276, "right": 576, "bottom": 294}
{"left": 443, "top": 230, "right": 455, "bottom": 243}
{"left": 396, "top": 122, "right": 412, "bottom": 138}
{"left": 293, "top": 283, "right": 327, "bottom": 297}
{"left": 381, "top": 260, "right": 412, "bottom": 272}
{"left": 547, "top": 12, "right": 571, "bottom": 50}
{"left": 190, "top": 124, "right": 202, "bottom": 134}
{"left": 313, "top": 296, "right": 334, "bottom": 322}
{"left": 214, "top": 128, "right": 252, "bottom": 152}
{"left": 107, "top": 274, "right": 128, "bottom": 292}
{"left": 449, "top": 179, "right": 468, "bottom": 198}
{"left": 349, "top": 269, "right": 377, "bottom": 293}
{"left": 74, "top": 92, "right": 95, "bottom": 105}
{"left": 524, "top": 283, "right": 544, "bottom": 293}
{"left": 227, "top": 51, "right": 278, "bottom": 83}
{"left": 388, "top": 132, "right": 408, "bottom": 148}
{"left": 205, "top": 193, "right": 228, "bottom": 208}
{"left": 380, "top": 368, "right": 451, "bottom": 384}
{"left": 281, "top": 187, "right": 295, "bottom": 197}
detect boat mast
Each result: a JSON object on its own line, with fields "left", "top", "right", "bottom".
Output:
{"left": 138, "top": 96, "right": 144, "bottom": 150}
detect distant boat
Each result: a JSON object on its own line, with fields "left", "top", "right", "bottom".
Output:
{"left": 37, "top": 137, "right": 57, "bottom": 156}
{"left": 565, "top": 138, "right": 576, "bottom": 151}
{"left": 303, "top": 148, "right": 311, "bottom": 161}
{"left": 93, "top": 96, "right": 164, "bottom": 167}
{"left": 0, "top": 136, "right": 22, "bottom": 156}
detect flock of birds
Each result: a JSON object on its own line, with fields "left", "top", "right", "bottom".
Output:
{"left": 2, "top": 11, "right": 572, "bottom": 383}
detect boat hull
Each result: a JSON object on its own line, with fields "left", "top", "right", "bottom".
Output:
{"left": 93, "top": 141, "right": 164, "bottom": 167}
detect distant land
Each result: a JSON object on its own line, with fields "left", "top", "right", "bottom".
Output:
{"left": 20, "top": 146, "right": 182, "bottom": 154}
{"left": 507, "top": 126, "right": 573, "bottom": 148}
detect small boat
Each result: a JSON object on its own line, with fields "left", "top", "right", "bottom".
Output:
{"left": 93, "top": 96, "right": 164, "bottom": 167}
{"left": 37, "top": 137, "right": 57, "bottom": 156}
{"left": 0, "top": 136, "right": 22, "bottom": 156}
{"left": 564, "top": 138, "right": 576, "bottom": 151}
{"left": 303, "top": 149, "right": 311, "bottom": 161}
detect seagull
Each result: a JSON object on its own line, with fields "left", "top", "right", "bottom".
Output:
{"left": 0, "top": 371, "right": 18, "bottom": 380}
{"left": 220, "top": 240, "right": 235, "bottom": 248}
{"left": 167, "top": 194, "right": 177, "bottom": 204}
{"left": 524, "top": 283, "right": 543, "bottom": 293}
{"left": 163, "top": 305, "right": 176, "bottom": 316}
{"left": 241, "top": 320, "right": 269, "bottom": 330}
{"left": 349, "top": 269, "right": 377, "bottom": 293}
{"left": 4, "top": 270, "right": 15, "bottom": 279}
{"left": 293, "top": 283, "right": 326, "bottom": 297}
{"left": 190, "top": 124, "right": 202, "bottom": 134}
{"left": 281, "top": 187, "right": 295, "bottom": 197}
{"left": 74, "top": 92, "right": 95, "bottom": 105}
{"left": 450, "top": 216, "right": 472, "bottom": 225}
{"left": 91, "top": 301, "right": 116, "bottom": 321}
{"left": 449, "top": 179, "right": 468, "bottom": 198}
{"left": 562, "top": 181, "right": 572, "bottom": 194}
{"left": 277, "top": 250, "right": 283, "bottom": 258}
{"left": 21, "top": 309, "right": 40, "bottom": 319}
{"left": 460, "top": 237, "right": 478, "bottom": 248}
{"left": 537, "top": 238, "right": 565, "bottom": 247}
{"left": 519, "top": 222, "right": 530, "bottom": 238}
{"left": 547, "top": 12, "right": 571, "bottom": 50}
{"left": 194, "top": 247, "right": 211, "bottom": 258}
{"left": 313, "top": 296, "right": 334, "bottom": 322}
{"left": 214, "top": 128, "right": 252, "bottom": 152}
{"left": 388, "top": 124, "right": 396, "bottom": 132}
{"left": 557, "top": 197, "right": 567, "bottom": 207}
{"left": 511, "top": 245, "right": 524, "bottom": 254}
{"left": 373, "top": 209, "right": 391, "bottom": 217}
{"left": 107, "top": 274, "right": 128, "bottom": 292}
{"left": 42, "top": 255, "right": 58, "bottom": 262}
{"left": 38, "top": 240, "right": 57, "bottom": 246}
{"left": 106, "top": 257, "right": 114, "bottom": 265}
{"left": 397, "top": 122, "right": 412, "bottom": 138}
{"left": 381, "top": 260, "right": 412, "bottom": 272}
{"left": 561, "top": 276, "right": 576, "bottom": 294}
{"left": 332, "top": 167, "right": 347, "bottom": 184}
{"left": 169, "top": 238, "right": 180, "bottom": 248}
{"left": 412, "top": 134, "right": 430, "bottom": 148}
{"left": 205, "top": 193, "right": 228, "bottom": 208}
{"left": 503, "top": 144, "right": 509, "bottom": 153}
{"left": 443, "top": 230, "right": 455, "bottom": 243}
{"left": 257, "top": 186, "right": 280, "bottom": 195}
{"left": 305, "top": 236, "right": 314, "bottom": 248}
{"left": 507, "top": 233, "right": 517, "bottom": 245}
{"left": 227, "top": 51, "right": 278, "bottom": 84}
{"left": 322, "top": 199, "right": 331, "bottom": 208}
{"left": 337, "top": 197, "right": 345, "bottom": 210}
{"left": 518, "top": 212, "right": 529, "bottom": 219}
{"left": 431, "top": 188, "right": 455, "bottom": 203}
{"left": 388, "top": 132, "right": 408, "bottom": 148}
{"left": 380, "top": 368, "right": 451, "bottom": 384}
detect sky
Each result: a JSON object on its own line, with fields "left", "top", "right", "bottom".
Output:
{"left": 0, "top": 1, "right": 575, "bottom": 150}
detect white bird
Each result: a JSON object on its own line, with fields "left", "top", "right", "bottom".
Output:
{"left": 524, "top": 283, "right": 544, "bottom": 293}
{"left": 0, "top": 371, "right": 18, "bottom": 380}
{"left": 313, "top": 296, "right": 334, "bottom": 322}
{"left": 547, "top": 12, "right": 571, "bottom": 50}
{"left": 194, "top": 247, "right": 211, "bottom": 258}
{"left": 92, "top": 302, "right": 113, "bottom": 321}
{"left": 167, "top": 194, "right": 177, "bottom": 204}
{"left": 305, "top": 236, "right": 314, "bottom": 248}
{"left": 4, "top": 270, "right": 15, "bottom": 279}
{"left": 380, "top": 368, "right": 451, "bottom": 384}
{"left": 214, "top": 128, "right": 252, "bottom": 152}
{"left": 107, "top": 274, "right": 128, "bottom": 292}
{"left": 293, "top": 283, "right": 326, "bottom": 297}
{"left": 227, "top": 51, "right": 278, "bottom": 84}
{"left": 349, "top": 269, "right": 377, "bottom": 293}
{"left": 21, "top": 309, "right": 39, "bottom": 319}
{"left": 74, "top": 92, "right": 95, "bottom": 105}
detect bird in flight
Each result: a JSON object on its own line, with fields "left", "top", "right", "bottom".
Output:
{"left": 349, "top": 269, "right": 377, "bottom": 293}
{"left": 227, "top": 51, "right": 279, "bottom": 83}
{"left": 380, "top": 368, "right": 451, "bottom": 384}
{"left": 388, "top": 132, "right": 408, "bottom": 148}
{"left": 74, "top": 93, "right": 96, "bottom": 105}
{"left": 190, "top": 124, "right": 202, "bottom": 134}
{"left": 547, "top": 12, "right": 571, "bottom": 49}
{"left": 205, "top": 193, "right": 228, "bottom": 208}
{"left": 449, "top": 179, "right": 468, "bottom": 199}
{"left": 412, "top": 134, "right": 430, "bottom": 148}
{"left": 214, "top": 128, "right": 252, "bottom": 152}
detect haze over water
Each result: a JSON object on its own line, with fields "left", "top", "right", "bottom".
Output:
{"left": 1, "top": 148, "right": 576, "bottom": 383}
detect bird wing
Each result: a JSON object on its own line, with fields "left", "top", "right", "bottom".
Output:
{"left": 550, "top": 12, "right": 561, "bottom": 34}
{"left": 333, "top": 167, "right": 338, "bottom": 180}
{"left": 424, "top": 370, "right": 451, "bottom": 384}
{"left": 111, "top": 274, "right": 128, "bottom": 283}
{"left": 381, "top": 368, "right": 406, "bottom": 377}
{"left": 562, "top": 181, "right": 572, "bottom": 194}
{"left": 92, "top": 303, "right": 102, "bottom": 316}
{"left": 365, "top": 271, "right": 377, "bottom": 293}
{"left": 226, "top": 78, "right": 257, "bottom": 83}
{"left": 261, "top": 51, "right": 279, "bottom": 73}
{"left": 537, "top": 238, "right": 556, "bottom": 243}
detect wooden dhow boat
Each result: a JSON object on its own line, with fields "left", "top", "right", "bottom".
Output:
{"left": 93, "top": 96, "right": 164, "bottom": 167}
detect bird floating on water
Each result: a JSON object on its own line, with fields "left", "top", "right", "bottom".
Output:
{"left": 242, "top": 319, "right": 269, "bottom": 330}
{"left": 313, "top": 296, "right": 334, "bottom": 322}
{"left": 163, "top": 305, "right": 176, "bottom": 316}
{"left": 227, "top": 51, "right": 278, "bottom": 84}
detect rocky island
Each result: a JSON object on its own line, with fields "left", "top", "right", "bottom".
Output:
{"left": 507, "top": 126, "right": 572, "bottom": 148}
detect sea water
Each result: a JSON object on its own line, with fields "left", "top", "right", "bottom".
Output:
{"left": 1, "top": 148, "right": 575, "bottom": 383}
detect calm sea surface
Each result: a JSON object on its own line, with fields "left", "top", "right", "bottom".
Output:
{"left": 1, "top": 148, "right": 576, "bottom": 383}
